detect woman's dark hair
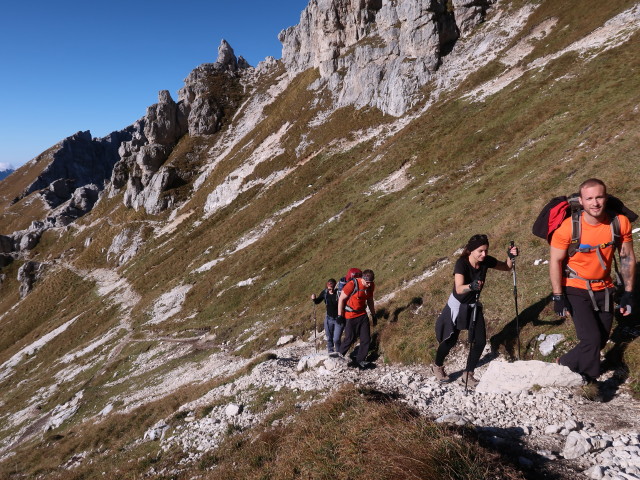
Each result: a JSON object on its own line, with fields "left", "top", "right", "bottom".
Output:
{"left": 460, "top": 234, "right": 489, "bottom": 258}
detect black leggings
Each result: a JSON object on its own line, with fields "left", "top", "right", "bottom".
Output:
{"left": 435, "top": 316, "right": 486, "bottom": 372}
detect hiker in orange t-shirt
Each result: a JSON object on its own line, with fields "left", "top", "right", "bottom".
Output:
{"left": 549, "top": 178, "right": 635, "bottom": 389}
{"left": 337, "top": 269, "right": 376, "bottom": 369}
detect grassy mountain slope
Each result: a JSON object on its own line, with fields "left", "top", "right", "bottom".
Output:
{"left": 0, "top": 1, "right": 639, "bottom": 477}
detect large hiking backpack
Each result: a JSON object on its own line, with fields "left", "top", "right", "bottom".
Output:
{"left": 532, "top": 193, "right": 637, "bottom": 253}
{"left": 532, "top": 193, "right": 637, "bottom": 310}
{"left": 337, "top": 268, "right": 366, "bottom": 315}
{"left": 344, "top": 278, "right": 367, "bottom": 315}
{"left": 337, "top": 268, "right": 362, "bottom": 297}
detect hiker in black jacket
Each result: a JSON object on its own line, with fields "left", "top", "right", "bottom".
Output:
{"left": 311, "top": 278, "right": 342, "bottom": 353}
{"left": 433, "top": 234, "right": 518, "bottom": 387}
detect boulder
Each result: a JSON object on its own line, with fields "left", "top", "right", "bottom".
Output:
{"left": 144, "top": 420, "right": 169, "bottom": 441}
{"left": 476, "top": 360, "right": 583, "bottom": 394}
{"left": 538, "top": 334, "right": 565, "bottom": 356}
{"left": 296, "top": 353, "right": 330, "bottom": 372}
{"left": 562, "top": 431, "right": 591, "bottom": 459}
{"left": 18, "top": 261, "right": 42, "bottom": 297}
{"left": 277, "top": 335, "right": 295, "bottom": 347}
{"left": 225, "top": 403, "right": 242, "bottom": 417}
{"left": 18, "top": 232, "right": 40, "bottom": 251}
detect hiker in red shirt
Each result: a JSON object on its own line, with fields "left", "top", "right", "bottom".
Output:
{"left": 337, "top": 269, "right": 376, "bottom": 369}
{"left": 550, "top": 178, "right": 635, "bottom": 393}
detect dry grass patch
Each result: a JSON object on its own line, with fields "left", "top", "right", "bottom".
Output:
{"left": 206, "top": 384, "right": 526, "bottom": 480}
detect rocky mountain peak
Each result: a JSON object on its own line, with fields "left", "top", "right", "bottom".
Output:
{"left": 216, "top": 39, "right": 240, "bottom": 71}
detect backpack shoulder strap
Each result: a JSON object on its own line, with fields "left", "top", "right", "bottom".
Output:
{"left": 567, "top": 195, "right": 582, "bottom": 257}
{"left": 610, "top": 213, "right": 621, "bottom": 250}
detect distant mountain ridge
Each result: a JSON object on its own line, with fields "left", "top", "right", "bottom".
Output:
{"left": 0, "top": 168, "right": 13, "bottom": 181}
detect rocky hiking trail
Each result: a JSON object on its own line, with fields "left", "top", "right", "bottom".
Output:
{"left": 15, "top": 261, "right": 638, "bottom": 479}
{"left": 142, "top": 335, "right": 640, "bottom": 480}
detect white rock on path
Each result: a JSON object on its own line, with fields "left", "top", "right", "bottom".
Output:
{"left": 277, "top": 335, "right": 295, "bottom": 346}
{"left": 563, "top": 430, "right": 591, "bottom": 459}
{"left": 296, "top": 353, "right": 330, "bottom": 372}
{"left": 476, "top": 360, "right": 583, "bottom": 394}
{"left": 225, "top": 404, "right": 242, "bottom": 417}
{"left": 539, "top": 334, "right": 565, "bottom": 356}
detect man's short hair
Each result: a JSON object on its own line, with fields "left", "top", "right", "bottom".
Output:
{"left": 362, "top": 269, "right": 375, "bottom": 282}
{"left": 327, "top": 278, "right": 336, "bottom": 285}
{"left": 579, "top": 178, "right": 607, "bottom": 196}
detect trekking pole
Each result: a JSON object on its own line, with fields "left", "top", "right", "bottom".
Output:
{"left": 465, "top": 291, "right": 480, "bottom": 396}
{"left": 312, "top": 303, "right": 318, "bottom": 353}
{"left": 510, "top": 240, "right": 521, "bottom": 360}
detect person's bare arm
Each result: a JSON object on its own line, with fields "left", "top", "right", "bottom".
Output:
{"left": 549, "top": 246, "right": 568, "bottom": 295}
{"left": 619, "top": 240, "right": 636, "bottom": 316}
{"left": 337, "top": 291, "right": 348, "bottom": 316}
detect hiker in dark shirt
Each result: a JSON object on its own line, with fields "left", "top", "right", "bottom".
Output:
{"left": 311, "top": 278, "right": 342, "bottom": 353}
{"left": 433, "top": 234, "right": 518, "bottom": 387}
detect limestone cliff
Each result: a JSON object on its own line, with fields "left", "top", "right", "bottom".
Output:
{"left": 279, "top": 0, "right": 494, "bottom": 115}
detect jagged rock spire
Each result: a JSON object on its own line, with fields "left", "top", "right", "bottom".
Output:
{"left": 216, "top": 39, "right": 238, "bottom": 71}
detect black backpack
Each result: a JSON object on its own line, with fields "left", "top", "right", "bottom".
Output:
{"left": 532, "top": 193, "right": 637, "bottom": 255}
{"left": 532, "top": 193, "right": 637, "bottom": 310}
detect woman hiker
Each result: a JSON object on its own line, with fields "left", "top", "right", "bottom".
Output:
{"left": 432, "top": 234, "right": 519, "bottom": 387}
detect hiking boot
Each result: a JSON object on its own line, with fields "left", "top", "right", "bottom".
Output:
{"left": 580, "top": 381, "right": 604, "bottom": 402}
{"left": 431, "top": 365, "right": 450, "bottom": 383}
{"left": 358, "top": 361, "right": 371, "bottom": 370}
{"left": 460, "top": 371, "right": 479, "bottom": 388}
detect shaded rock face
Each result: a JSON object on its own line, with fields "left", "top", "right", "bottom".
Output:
{"left": 0, "top": 235, "right": 12, "bottom": 254}
{"left": 452, "top": 0, "right": 494, "bottom": 34}
{"left": 109, "top": 91, "right": 187, "bottom": 213}
{"left": 16, "top": 129, "right": 133, "bottom": 208}
{"left": 2, "top": 128, "right": 127, "bottom": 259}
{"left": 17, "top": 261, "right": 42, "bottom": 298}
{"left": 279, "top": 0, "right": 494, "bottom": 115}
{"left": 111, "top": 40, "right": 249, "bottom": 214}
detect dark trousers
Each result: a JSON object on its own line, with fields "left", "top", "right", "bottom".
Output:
{"left": 339, "top": 314, "right": 370, "bottom": 363}
{"left": 435, "top": 309, "right": 486, "bottom": 372}
{"left": 559, "top": 286, "right": 614, "bottom": 380}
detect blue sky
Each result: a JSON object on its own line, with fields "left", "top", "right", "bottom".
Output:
{"left": 0, "top": 0, "right": 309, "bottom": 169}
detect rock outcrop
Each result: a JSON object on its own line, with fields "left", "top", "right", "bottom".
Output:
{"left": 0, "top": 129, "right": 133, "bottom": 264}
{"left": 15, "top": 129, "right": 132, "bottom": 208}
{"left": 109, "top": 40, "right": 249, "bottom": 214}
{"left": 279, "top": 0, "right": 494, "bottom": 116}
{"left": 17, "top": 260, "right": 42, "bottom": 297}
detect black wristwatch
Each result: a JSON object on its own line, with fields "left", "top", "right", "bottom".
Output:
{"left": 551, "top": 294, "right": 564, "bottom": 301}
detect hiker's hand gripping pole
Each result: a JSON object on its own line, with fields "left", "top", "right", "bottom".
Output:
{"left": 510, "top": 240, "right": 521, "bottom": 360}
